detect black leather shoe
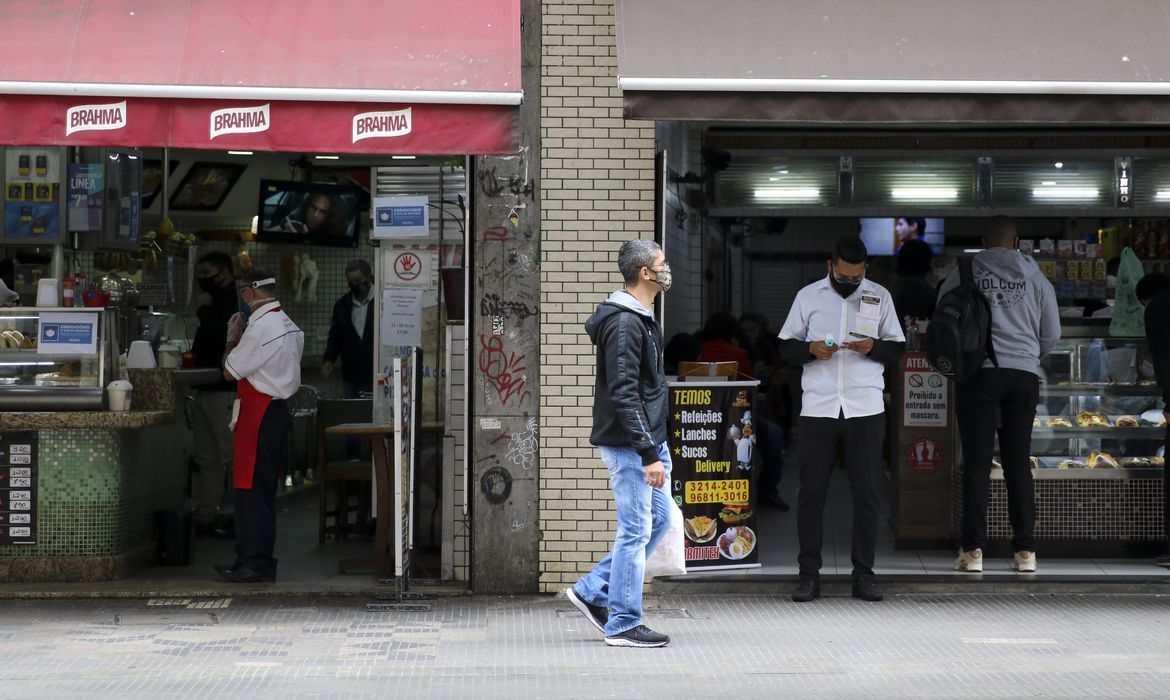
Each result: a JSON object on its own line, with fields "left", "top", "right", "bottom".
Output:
{"left": 791, "top": 575, "right": 820, "bottom": 602}
{"left": 852, "top": 575, "right": 883, "bottom": 602}
{"left": 214, "top": 564, "right": 275, "bottom": 583}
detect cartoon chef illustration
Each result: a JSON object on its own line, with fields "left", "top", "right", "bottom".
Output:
{"left": 728, "top": 410, "right": 755, "bottom": 471}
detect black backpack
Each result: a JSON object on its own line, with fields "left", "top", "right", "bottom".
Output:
{"left": 927, "top": 257, "right": 997, "bottom": 382}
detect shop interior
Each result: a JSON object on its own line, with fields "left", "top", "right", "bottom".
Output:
{"left": 0, "top": 145, "right": 468, "bottom": 590}
{"left": 659, "top": 125, "right": 1170, "bottom": 577}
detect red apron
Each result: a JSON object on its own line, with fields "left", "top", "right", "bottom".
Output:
{"left": 232, "top": 377, "right": 273, "bottom": 490}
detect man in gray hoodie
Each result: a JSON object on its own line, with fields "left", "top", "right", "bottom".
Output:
{"left": 938, "top": 216, "right": 1060, "bottom": 574}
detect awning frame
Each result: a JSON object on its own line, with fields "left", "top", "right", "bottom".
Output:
{"left": 620, "top": 78, "right": 1170, "bottom": 97}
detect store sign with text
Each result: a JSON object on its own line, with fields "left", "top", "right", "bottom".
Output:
{"left": 667, "top": 381, "right": 761, "bottom": 571}
{"left": 0, "top": 431, "right": 38, "bottom": 546}
{"left": 902, "top": 353, "right": 948, "bottom": 427}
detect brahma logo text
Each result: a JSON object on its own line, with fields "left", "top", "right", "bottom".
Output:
{"left": 210, "top": 104, "right": 270, "bottom": 139}
{"left": 352, "top": 108, "right": 412, "bottom": 142}
{"left": 66, "top": 101, "right": 127, "bottom": 136}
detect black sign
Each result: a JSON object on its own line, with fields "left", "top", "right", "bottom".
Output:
{"left": 667, "top": 382, "right": 760, "bottom": 569}
{"left": 0, "top": 431, "right": 37, "bottom": 545}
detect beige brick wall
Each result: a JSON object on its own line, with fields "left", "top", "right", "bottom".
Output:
{"left": 539, "top": 0, "right": 657, "bottom": 592}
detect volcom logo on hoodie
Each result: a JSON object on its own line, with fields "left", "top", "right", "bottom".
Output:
{"left": 976, "top": 269, "right": 1027, "bottom": 306}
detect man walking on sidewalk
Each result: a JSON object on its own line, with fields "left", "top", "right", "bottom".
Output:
{"left": 940, "top": 216, "right": 1060, "bottom": 574}
{"left": 566, "top": 239, "right": 674, "bottom": 648}
{"left": 778, "top": 237, "right": 905, "bottom": 603}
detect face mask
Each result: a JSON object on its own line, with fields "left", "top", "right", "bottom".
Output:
{"left": 651, "top": 263, "right": 673, "bottom": 293}
{"left": 830, "top": 273, "right": 862, "bottom": 299}
{"left": 197, "top": 275, "right": 220, "bottom": 294}
{"left": 349, "top": 281, "right": 371, "bottom": 299}
{"left": 239, "top": 296, "right": 254, "bottom": 317}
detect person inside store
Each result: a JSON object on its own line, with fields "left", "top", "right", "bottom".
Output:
{"left": 279, "top": 192, "right": 347, "bottom": 238}
{"left": 566, "top": 239, "right": 673, "bottom": 648}
{"left": 663, "top": 332, "right": 701, "bottom": 376}
{"left": 214, "top": 269, "right": 304, "bottom": 583}
{"left": 778, "top": 237, "right": 906, "bottom": 603}
{"left": 894, "top": 216, "right": 927, "bottom": 249}
{"left": 939, "top": 216, "right": 1060, "bottom": 575}
{"left": 892, "top": 238, "right": 936, "bottom": 326}
{"left": 1138, "top": 271, "right": 1170, "bottom": 569}
{"left": 322, "top": 259, "right": 375, "bottom": 398}
{"left": 697, "top": 311, "right": 754, "bottom": 380}
{"left": 190, "top": 251, "right": 239, "bottom": 537}
{"left": 740, "top": 313, "right": 780, "bottom": 370}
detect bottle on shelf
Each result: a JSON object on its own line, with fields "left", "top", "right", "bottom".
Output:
{"left": 62, "top": 273, "right": 75, "bottom": 308}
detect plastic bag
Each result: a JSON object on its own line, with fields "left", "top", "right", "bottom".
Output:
{"left": 1110, "top": 247, "right": 1147, "bottom": 338}
{"left": 644, "top": 501, "right": 686, "bottom": 581}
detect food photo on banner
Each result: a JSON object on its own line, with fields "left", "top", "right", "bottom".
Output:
{"left": 667, "top": 382, "right": 761, "bottom": 570}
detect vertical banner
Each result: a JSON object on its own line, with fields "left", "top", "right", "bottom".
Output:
{"left": 0, "top": 431, "right": 37, "bottom": 545}
{"left": 393, "top": 350, "right": 416, "bottom": 578}
{"left": 66, "top": 163, "right": 104, "bottom": 232}
{"left": 4, "top": 148, "right": 61, "bottom": 240}
{"left": 667, "top": 380, "right": 761, "bottom": 570}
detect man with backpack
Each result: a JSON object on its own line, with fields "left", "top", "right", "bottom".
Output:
{"left": 936, "top": 216, "right": 1060, "bottom": 574}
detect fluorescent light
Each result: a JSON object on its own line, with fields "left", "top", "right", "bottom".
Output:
{"left": 1032, "top": 186, "right": 1099, "bottom": 199}
{"left": 1054, "top": 162, "right": 1064, "bottom": 169}
{"left": 1155, "top": 190, "right": 1170, "bottom": 201}
{"left": 963, "top": 248, "right": 985, "bottom": 254}
{"left": 392, "top": 155, "right": 417, "bottom": 160}
{"left": 127, "top": 155, "right": 139, "bottom": 160}
{"left": 1040, "top": 181, "right": 1056, "bottom": 186}
{"left": 315, "top": 155, "right": 340, "bottom": 160}
{"left": 753, "top": 187, "right": 821, "bottom": 200}
{"left": 227, "top": 150, "right": 253, "bottom": 156}
{"left": 768, "top": 177, "right": 780, "bottom": 181}
{"left": 890, "top": 188, "right": 958, "bottom": 201}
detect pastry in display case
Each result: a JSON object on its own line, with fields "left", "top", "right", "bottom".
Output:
{"left": 0, "top": 307, "right": 114, "bottom": 410}
{"left": 1010, "top": 323, "right": 1167, "bottom": 477}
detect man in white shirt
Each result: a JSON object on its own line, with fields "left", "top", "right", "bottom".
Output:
{"left": 778, "top": 237, "right": 906, "bottom": 603}
{"left": 321, "top": 259, "right": 374, "bottom": 398}
{"left": 214, "top": 269, "right": 305, "bottom": 583}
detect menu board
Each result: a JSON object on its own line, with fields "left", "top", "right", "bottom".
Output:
{"left": 393, "top": 350, "right": 416, "bottom": 578}
{"left": 4, "top": 148, "right": 62, "bottom": 241}
{"left": 667, "top": 381, "right": 761, "bottom": 570}
{"left": 0, "top": 431, "right": 37, "bottom": 546}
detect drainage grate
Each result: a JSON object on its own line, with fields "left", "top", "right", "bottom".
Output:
{"left": 146, "top": 599, "right": 192, "bottom": 607}
{"left": 145, "top": 598, "right": 231, "bottom": 610}
{"left": 115, "top": 613, "right": 219, "bottom": 626}
{"left": 186, "top": 598, "right": 232, "bottom": 610}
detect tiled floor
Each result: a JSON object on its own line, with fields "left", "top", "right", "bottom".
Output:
{"left": 718, "top": 468, "right": 1170, "bottom": 580}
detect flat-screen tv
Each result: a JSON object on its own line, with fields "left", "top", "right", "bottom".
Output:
{"left": 256, "top": 179, "right": 361, "bottom": 247}
{"left": 858, "top": 217, "right": 944, "bottom": 256}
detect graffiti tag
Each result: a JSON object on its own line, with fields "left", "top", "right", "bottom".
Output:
{"left": 478, "top": 333, "right": 532, "bottom": 407}
{"left": 481, "top": 292, "right": 538, "bottom": 320}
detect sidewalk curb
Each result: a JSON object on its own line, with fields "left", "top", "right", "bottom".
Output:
{"left": 652, "top": 574, "right": 1170, "bottom": 596}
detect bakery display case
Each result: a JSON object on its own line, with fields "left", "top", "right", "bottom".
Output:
{"left": 1014, "top": 324, "right": 1165, "bottom": 479}
{"left": 0, "top": 307, "right": 114, "bottom": 411}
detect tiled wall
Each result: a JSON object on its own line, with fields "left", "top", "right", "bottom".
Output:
{"left": 539, "top": 0, "right": 657, "bottom": 592}
{"left": 0, "top": 422, "right": 188, "bottom": 559}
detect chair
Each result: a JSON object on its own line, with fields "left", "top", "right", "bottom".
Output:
{"left": 316, "top": 398, "right": 373, "bottom": 543}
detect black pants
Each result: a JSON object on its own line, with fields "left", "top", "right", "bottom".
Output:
{"left": 795, "top": 411, "right": 886, "bottom": 578}
{"left": 1164, "top": 423, "right": 1170, "bottom": 545}
{"left": 956, "top": 368, "right": 1040, "bottom": 553}
{"left": 234, "top": 399, "right": 290, "bottom": 577}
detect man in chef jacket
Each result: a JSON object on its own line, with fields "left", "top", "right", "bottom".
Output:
{"left": 214, "top": 269, "right": 304, "bottom": 583}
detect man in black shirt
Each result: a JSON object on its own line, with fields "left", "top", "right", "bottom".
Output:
{"left": 1139, "top": 272, "right": 1170, "bottom": 568}
{"left": 322, "top": 259, "right": 374, "bottom": 398}
{"left": 191, "top": 251, "right": 238, "bottom": 535}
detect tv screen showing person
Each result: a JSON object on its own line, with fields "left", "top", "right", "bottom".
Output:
{"left": 257, "top": 180, "right": 361, "bottom": 247}
{"left": 859, "top": 217, "right": 945, "bottom": 256}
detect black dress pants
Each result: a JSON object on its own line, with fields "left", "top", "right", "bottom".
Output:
{"left": 955, "top": 368, "right": 1040, "bottom": 553}
{"left": 795, "top": 411, "right": 886, "bottom": 578}
{"left": 234, "top": 399, "right": 290, "bottom": 577}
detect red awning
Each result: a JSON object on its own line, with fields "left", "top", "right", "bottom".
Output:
{"left": 0, "top": 0, "right": 521, "bottom": 153}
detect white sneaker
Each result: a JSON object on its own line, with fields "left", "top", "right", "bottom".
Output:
{"left": 953, "top": 548, "right": 983, "bottom": 572}
{"left": 1014, "top": 551, "right": 1037, "bottom": 572}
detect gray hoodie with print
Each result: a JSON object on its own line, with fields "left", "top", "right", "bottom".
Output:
{"left": 938, "top": 247, "right": 1061, "bottom": 376}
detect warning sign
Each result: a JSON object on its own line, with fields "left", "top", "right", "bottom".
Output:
{"left": 383, "top": 246, "right": 434, "bottom": 290}
{"left": 907, "top": 438, "right": 943, "bottom": 475}
{"left": 902, "top": 353, "right": 948, "bottom": 427}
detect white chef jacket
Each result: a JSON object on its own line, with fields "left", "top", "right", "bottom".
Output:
{"left": 225, "top": 301, "right": 305, "bottom": 400}
{"left": 778, "top": 276, "right": 904, "bottom": 419}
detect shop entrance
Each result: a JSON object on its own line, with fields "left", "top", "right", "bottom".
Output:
{"left": 658, "top": 124, "right": 1170, "bottom": 578}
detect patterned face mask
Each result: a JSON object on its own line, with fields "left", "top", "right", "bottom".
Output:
{"left": 651, "top": 262, "right": 672, "bottom": 292}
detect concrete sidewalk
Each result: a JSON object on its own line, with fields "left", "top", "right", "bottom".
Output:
{"left": 2, "top": 592, "right": 1168, "bottom": 698}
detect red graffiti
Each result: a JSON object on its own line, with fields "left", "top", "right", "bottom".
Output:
{"left": 479, "top": 332, "right": 531, "bottom": 406}
{"left": 483, "top": 226, "right": 510, "bottom": 242}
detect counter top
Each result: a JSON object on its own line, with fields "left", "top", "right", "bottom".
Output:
{"left": 0, "top": 410, "right": 174, "bottom": 431}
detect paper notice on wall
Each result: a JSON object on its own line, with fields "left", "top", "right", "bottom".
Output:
{"left": 381, "top": 288, "right": 423, "bottom": 347}
{"left": 372, "top": 195, "right": 429, "bottom": 238}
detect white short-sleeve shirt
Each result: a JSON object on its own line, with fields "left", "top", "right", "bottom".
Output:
{"left": 778, "top": 276, "right": 905, "bottom": 419}
{"left": 225, "top": 301, "right": 305, "bottom": 400}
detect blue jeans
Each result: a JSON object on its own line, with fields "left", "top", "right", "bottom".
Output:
{"left": 574, "top": 441, "right": 673, "bottom": 636}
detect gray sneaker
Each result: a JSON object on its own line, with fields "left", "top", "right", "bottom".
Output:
{"left": 565, "top": 587, "right": 607, "bottom": 634}
{"left": 604, "top": 625, "right": 670, "bottom": 648}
